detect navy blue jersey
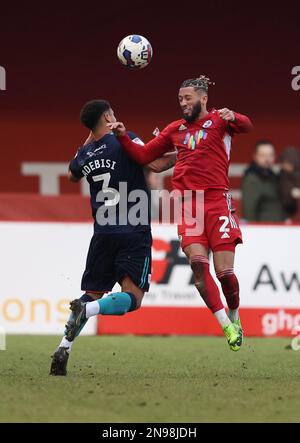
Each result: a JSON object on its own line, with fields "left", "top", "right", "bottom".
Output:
{"left": 69, "top": 132, "right": 151, "bottom": 234}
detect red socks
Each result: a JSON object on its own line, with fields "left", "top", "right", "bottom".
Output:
{"left": 216, "top": 269, "right": 240, "bottom": 310}
{"left": 190, "top": 257, "right": 240, "bottom": 313}
{"left": 190, "top": 256, "right": 224, "bottom": 313}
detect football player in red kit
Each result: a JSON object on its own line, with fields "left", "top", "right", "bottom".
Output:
{"left": 108, "top": 76, "right": 253, "bottom": 351}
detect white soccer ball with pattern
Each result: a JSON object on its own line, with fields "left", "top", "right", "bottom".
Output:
{"left": 117, "top": 35, "right": 153, "bottom": 69}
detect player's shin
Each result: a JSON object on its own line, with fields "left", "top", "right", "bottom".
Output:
{"left": 59, "top": 293, "right": 94, "bottom": 353}
{"left": 50, "top": 293, "right": 94, "bottom": 375}
{"left": 190, "top": 256, "right": 231, "bottom": 328}
{"left": 85, "top": 292, "right": 137, "bottom": 317}
{"left": 216, "top": 269, "right": 240, "bottom": 322}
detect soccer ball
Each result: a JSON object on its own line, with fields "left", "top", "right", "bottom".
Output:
{"left": 117, "top": 35, "right": 153, "bottom": 69}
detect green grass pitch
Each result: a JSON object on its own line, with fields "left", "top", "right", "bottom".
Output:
{"left": 0, "top": 335, "right": 299, "bottom": 423}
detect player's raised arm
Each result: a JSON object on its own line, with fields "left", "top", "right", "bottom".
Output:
{"left": 218, "top": 108, "right": 253, "bottom": 133}
{"left": 68, "top": 148, "right": 85, "bottom": 182}
{"left": 68, "top": 132, "right": 96, "bottom": 182}
{"left": 68, "top": 168, "right": 81, "bottom": 182}
{"left": 107, "top": 122, "right": 174, "bottom": 165}
{"left": 229, "top": 112, "right": 253, "bottom": 133}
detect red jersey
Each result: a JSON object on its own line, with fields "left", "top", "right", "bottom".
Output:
{"left": 118, "top": 109, "right": 253, "bottom": 192}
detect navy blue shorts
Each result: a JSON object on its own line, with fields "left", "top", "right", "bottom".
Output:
{"left": 81, "top": 231, "right": 152, "bottom": 293}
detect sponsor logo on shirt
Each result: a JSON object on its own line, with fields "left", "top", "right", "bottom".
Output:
{"left": 95, "top": 144, "right": 107, "bottom": 152}
{"left": 87, "top": 144, "right": 107, "bottom": 158}
{"left": 183, "top": 130, "right": 207, "bottom": 150}
{"left": 179, "top": 124, "right": 187, "bottom": 131}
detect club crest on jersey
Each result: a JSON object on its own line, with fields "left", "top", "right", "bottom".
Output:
{"left": 203, "top": 120, "right": 213, "bottom": 128}
{"left": 183, "top": 130, "right": 207, "bottom": 150}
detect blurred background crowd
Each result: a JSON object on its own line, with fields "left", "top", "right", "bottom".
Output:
{"left": 242, "top": 142, "right": 300, "bottom": 222}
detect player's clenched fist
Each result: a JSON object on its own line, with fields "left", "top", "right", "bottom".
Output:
{"left": 107, "top": 122, "right": 127, "bottom": 136}
{"left": 218, "top": 108, "right": 235, "bottom": 121}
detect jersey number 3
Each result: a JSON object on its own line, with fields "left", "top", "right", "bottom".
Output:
{"left": 93, "top": 173, "right": 120, "bottom": 206}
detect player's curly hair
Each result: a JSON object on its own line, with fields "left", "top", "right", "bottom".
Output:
{"left": 180, "top": 75, "right": 215, "bottom": 93}
{"left": 80, "top": 99, "right": 111, "bottom": 131}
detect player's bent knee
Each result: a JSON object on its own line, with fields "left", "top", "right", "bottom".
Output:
{"left": 121, "top": 277, "right": 145, "bottom": 311}
{"left": 128, "top": 291, "right": 144, "bottom": 310}
{"left": 190, "top": 255, "right": 209, "bottom": 280}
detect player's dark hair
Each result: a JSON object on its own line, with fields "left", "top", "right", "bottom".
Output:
{"left": 180, "top": 75, "right": 215, "bottom": 93}
{"left": 255, "top": 139, "right": 275, "bottom": 151}
{"left": 80, "top": 100, "right": 111, "bottom": 131}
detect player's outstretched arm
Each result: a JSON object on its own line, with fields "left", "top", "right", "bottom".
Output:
{"left": 108, "top": 122, "right": 173, "bottom": 165}
{"left": 218, "top": 108, "right": 253, "bottom": 133}
{"left": 145, "top": 151, "right": 176, "bottom": 173}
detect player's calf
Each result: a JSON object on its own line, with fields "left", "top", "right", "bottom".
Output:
{"left": 215, "top": 267, "right": 243, "bottom": 348}
{"left": 189, "top": 255, "right": 233, "bottom": 329}
{"left": 216, "top": 268, "right": 240, "bottom": 322}
{"left": 190, "top": 255, "right": 223, "bottom": 311}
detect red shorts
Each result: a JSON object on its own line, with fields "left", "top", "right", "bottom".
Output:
{"left": 177, "top": 190, "right": 243, "bottom": 251}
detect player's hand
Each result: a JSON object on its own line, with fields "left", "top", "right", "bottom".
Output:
{"left": 107, "top": 122, "right": 127, "bottom": 136}
{"left": 218, "top": 108, "right": 235, "bottom": 121}
{"left": 83, "top": 131, "right": 95, "bottom": 146}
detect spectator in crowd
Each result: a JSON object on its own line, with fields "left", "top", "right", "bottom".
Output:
{"left": 242, "top": 140, "right": 285, "bottom": 221}
{"left": 279, "top": 146, "right": 300, "bottom": 220}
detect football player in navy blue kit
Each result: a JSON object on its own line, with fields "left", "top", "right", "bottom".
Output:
{"left": 50, "top": 100, "right": 175, "bottom": 375}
